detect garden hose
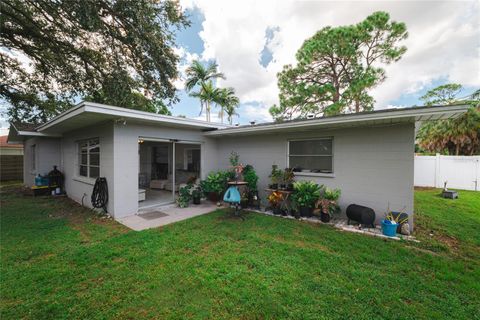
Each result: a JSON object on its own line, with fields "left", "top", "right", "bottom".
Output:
{"left": 91, "top": 177, "right": 109, "bottom": 213}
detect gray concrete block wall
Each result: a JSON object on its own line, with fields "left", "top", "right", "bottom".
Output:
{"left": 60, "top": 122, "right": 115, "bottom": 213}
{"left": 112, "top": 122, "right": 219, "bottom": 218}
{"left": 215, "top": 123, "right": 415, "bottom": 229}
{"left": 23, "top": 137, "right": 61, "bottom": 186}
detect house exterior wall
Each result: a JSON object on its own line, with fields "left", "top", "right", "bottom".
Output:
{"left": 112, "top": 121, "right": 218, "bottom": 218}
{"left": 23, "top": 137, "right": 61, "bottom": 186}
{"left": 215, "top": 123, "right": 415, "bottom": 228}
{"left": 60, "top": 122, "right": 115, "bottom": 213}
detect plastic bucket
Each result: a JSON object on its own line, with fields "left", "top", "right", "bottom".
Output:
{"left": 381, "top": 220, "right": 398, "bottom": 237}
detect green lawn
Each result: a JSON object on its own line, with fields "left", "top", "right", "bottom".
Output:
{"left": 1, "top": 184, "right": 479, "bottom": 319}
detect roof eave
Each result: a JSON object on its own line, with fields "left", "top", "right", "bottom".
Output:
{"left": 204, "top": 104, "right": 470, "bottom": 137}
{"left": 36, "top": 101, "right": 232, "bottom": 133}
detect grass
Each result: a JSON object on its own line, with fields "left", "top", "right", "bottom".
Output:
{"left": 1, "top": 184, "right": 479, "bottom": 319}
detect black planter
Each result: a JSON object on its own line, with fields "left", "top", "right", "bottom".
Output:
{"left": 299, "top": 206, "right": 313, "bottom": 217}
{"left": 279, "top": 184, "right": 286, "bottom": 190}
{"left": 286, "top": 183, "right": 294, "bottom": 191}
{"left": 320, "top": 213, "right": 331, "bottom": 223}
{"left": 240, "top": 200, "right": 248, "bottom": 209}
{"left": 193, "top": 196, "right": 201, "bottom": 205}
{"left": 269, "top": 183, "right": 278, "bottom": 190}
{"left": 208, "top": 192, "right": 220, "bottom": 202}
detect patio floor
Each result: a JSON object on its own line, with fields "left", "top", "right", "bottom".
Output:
{"left": 117, "top": 202, "right": 219, "bottom": 231}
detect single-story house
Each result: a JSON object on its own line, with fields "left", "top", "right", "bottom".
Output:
{"left": 8, "top": 101, "right": 469, "bottom": 230}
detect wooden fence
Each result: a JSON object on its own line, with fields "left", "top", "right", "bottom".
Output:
{"left": 0, "top": 155, "right": 23, "bottom": 181}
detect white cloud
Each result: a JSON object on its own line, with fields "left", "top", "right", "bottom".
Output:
{"left": 180, "top": 0, "right": 479, "bottom": 116}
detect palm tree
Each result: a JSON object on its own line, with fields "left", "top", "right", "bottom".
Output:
{"left": 217, "top": 87, "right": 240, "bottom": 124}
{"left": 224, "top": 103, "right": 240, "bottom": 125}
{"left": 185, "top": 60, "right": 224, "bottom": 121}
{"left": 189, "top": 81, "right": 222, "bottom": 122}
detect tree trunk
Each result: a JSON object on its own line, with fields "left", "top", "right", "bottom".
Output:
{"left": 206, "top": 102, "right": 210, "bottom": 122}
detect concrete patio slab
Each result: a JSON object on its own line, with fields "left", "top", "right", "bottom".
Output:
{"left": 117, "top": 202, "right": 219, "bottom": 231}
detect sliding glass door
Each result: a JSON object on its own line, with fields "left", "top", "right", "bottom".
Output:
{"left": 138, "top": 138, "right": 201, "bottom": 208}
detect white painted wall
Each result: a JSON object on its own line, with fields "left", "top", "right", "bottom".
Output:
{"left": 23, "top": 137, "right": 61, "bottom": 186}
{"left": 215, "top": 123, "right": 415, "bottom": 229}
{"left": 112, "top": 121, "right": 218, "bottom": 218}
{"left": 60, "top": 122, "right": 115, "bottom": 212}
{"left": 415, "top": 154, "right": 480, "bottom": 191}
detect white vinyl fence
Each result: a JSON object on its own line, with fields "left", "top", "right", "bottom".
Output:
{"left": 415, "top": 154, "right": 480, "bottom": 191}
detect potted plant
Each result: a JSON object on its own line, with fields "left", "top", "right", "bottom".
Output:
{"left": 382, "top": 209, "right": 409, "bottom": 237}
{"left": 177, "top": 184, "right": 192, "bottom": 208}
{"left": 267, "top": 191, "right": 284, "bottom": 215}
{"left": 229, "top": 151, "right": 243, "bottom": 181}
{"left": 200, "top": 171, "right": 228, "bottom": 202}
{"left": 191, "top": 185, "right": 202, "bottom": 205}
{"left": 268, "top": 165, "right": 283, "bottom": 189}
{"left": 240, "top": 192, "right": 249, "bottom": 209}
{"left": 315, "top": 188, "right": 341, "bottom": 222}
{"left": 284, "top": 168, "right": 295, "bottom": 191}
{"left": 291, "top": 181, "right": 322, "bottom": 217}
{"left": 243, "top": 165, "right": 259, "bottom": 205}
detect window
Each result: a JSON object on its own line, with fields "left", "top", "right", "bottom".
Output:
{"left": 78, "top": 138, "right": 100, "bottom": 178}
{"left": 31, "top": 144, "right": 36, "bottom": 171}
{"left": 288, "top": 138, "right": 333, "bottom": 174}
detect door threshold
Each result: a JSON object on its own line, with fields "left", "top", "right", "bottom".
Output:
{"left": 138, "top": 201, "right": 175, "bottom": 212}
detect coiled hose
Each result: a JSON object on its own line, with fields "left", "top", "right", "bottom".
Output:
{"left": 91, "top": 177, "right": 108, "bottom": 212}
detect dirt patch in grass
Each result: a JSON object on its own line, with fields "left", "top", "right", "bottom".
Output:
{"left": 436, "top": 234, "right": 460, "bottom": 250}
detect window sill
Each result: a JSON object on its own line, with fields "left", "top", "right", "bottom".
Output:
{"left": 294, "top": 172, "right": 335, "bottom": 178}
{"left": 73, "top": 176, "right": 96, "bottom": 186}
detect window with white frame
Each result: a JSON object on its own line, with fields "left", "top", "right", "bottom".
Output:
{"left": 31, "top": 144, "right": 36, "bottom": 171}
{"left": 78, "top": 138, "right": 100, "bottom": 178}
{"left": 288, "top": 138, "right": 333, "bottom": 174}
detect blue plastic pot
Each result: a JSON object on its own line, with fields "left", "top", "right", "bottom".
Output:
{"left": 381, "top": 220, "right": 398, "bottom": 237}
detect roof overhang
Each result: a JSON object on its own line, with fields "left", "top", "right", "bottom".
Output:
{"left": 36, "top": 101, "right": 230, "bottom": 134}
{"left": 204, "top": 104, "right": 470, "bottom": 137}
{"left": 7, "top": 123, "right": 61, "bottom": 144}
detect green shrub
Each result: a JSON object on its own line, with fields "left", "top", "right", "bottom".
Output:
{"left": 177, "top": 185, "right": 192, "bottom": 208}
{"left": 243, "top": 164, "right": 259, "bottom": 192}
{"left": 291, "top": 181, "right": 323, "bottom": 208}
{"left": 200, "top": 171, "right": 229, "bottom": 195}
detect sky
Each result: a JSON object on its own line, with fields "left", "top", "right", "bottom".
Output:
{"left": 171, "top": 0, "right": 479, "bottom": 124}
{"left": 0, "top": 0, "right": 479, "bottom": 134}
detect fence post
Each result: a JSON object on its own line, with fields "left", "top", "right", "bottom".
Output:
{"left": 435, "top": 153, "right": 441, "bottom": 188}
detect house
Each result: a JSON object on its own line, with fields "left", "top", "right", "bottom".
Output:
{"left": 8, "top": 101, "right": 470, "bottom": 229}
{"left": 0, "top": 134, "right": 24, "bottom": 181}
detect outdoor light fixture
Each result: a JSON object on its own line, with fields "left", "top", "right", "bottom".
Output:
{"left": 115, "top": 118, "right": 127, "bottom": 125}
{"left": 138, "top": 139, "right": 144, "bottom": 144}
